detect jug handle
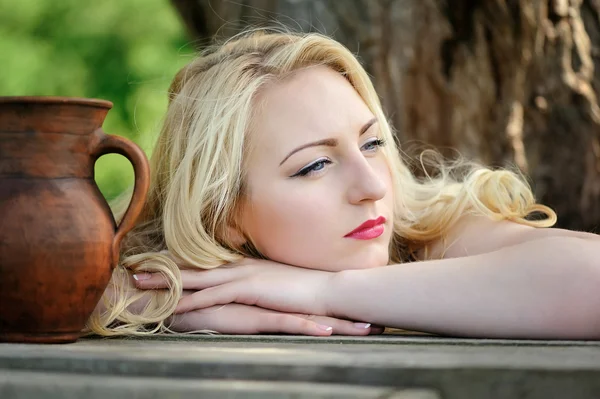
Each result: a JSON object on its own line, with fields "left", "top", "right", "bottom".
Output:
{"left": 91, "top": 129, "right": 150, "bottom": 267}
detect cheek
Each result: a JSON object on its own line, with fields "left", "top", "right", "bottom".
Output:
{"left": 241, "top": 186, "right": 337, "bottom": 260}
{"left": 373, "top": 156, "right": 395, "bottom": 208}
{"left": 375, "top": 157, "right": 395, "bottom": 209}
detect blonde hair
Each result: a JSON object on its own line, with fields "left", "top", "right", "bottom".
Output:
{"left": 86, "top": 30, "right": 556, "bottom": 336}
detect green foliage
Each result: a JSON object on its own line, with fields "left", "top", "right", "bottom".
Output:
{"left": 0, "top": 0, "right": 194, "bottom": 200}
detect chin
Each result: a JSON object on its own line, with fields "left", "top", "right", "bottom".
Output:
{"left": 338, "top": 250, "right": 390, "bottom": 271}
{"left": 267, "top": 245, "right": 389, "bottom": 272}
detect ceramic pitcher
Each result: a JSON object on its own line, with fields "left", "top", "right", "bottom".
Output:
{"left": 0, "top": 96, "right": 150, "bottom": 343}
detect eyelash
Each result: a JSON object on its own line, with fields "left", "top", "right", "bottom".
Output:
{"left": 292, "top": 138, "right": 387, "bottom": 178}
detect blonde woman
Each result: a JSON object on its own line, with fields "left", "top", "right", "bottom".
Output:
{"left": 90, "top": 31, "right": 600, "bottom": 339}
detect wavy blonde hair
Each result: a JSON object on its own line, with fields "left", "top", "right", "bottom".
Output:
{"left": 86, "top": 30, "right": 556, "bottom": 336}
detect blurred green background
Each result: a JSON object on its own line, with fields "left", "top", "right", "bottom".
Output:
{"left": 0, "top": 0, "right": 194, "bottom": 201}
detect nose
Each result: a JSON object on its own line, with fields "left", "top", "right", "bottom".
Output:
{"left": 346, "top": 156, "right": 388, "bottom": 205}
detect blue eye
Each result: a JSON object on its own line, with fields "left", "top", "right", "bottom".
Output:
{"left": 292, "top": 159, "right": 332, "bottom": 177}
{"left": 361, "top": 138, "right": 387, "bottom": 152}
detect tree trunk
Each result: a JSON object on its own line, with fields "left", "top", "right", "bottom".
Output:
{"left": 171, "top": 0, "right": 600, "bottom": 231}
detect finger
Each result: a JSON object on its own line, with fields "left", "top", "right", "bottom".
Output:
{"left": 368, "top": 325, "right": 386, "bottom": 335}
{"left": 133, "top": 267, "right": 243, "bottom": 290}
{"left": 167, "top": 304, "right": 333, "bottom": 336}
{"left": 301, "top": 316, "right": 375, "bottom": 336}
{"left": 165, "top": 305, "right": 269, "bottom": 335}
{"left": 174, "top": 284, "right": 243, "bottom": 313}
{"left": 178, "top": 267, "right": 253, "bottom": 289}
{"left": 131, "top": 271, "right": 163, "bottom": 288}
{"left": 257, "top": 313, "right": 334, "bottom": 336}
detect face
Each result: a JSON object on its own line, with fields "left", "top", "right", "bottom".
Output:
{"left": 236, "top": 65, "right": 394, "bottom": 271}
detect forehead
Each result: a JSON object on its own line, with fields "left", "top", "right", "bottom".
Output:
{"left": 249, "top": 66, "right": 373, "bottom": 152}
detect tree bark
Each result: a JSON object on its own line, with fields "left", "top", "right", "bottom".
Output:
{"left": 170, "top": 0, "right": 600, "bottom": 231}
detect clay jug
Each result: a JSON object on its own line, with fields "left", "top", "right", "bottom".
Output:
{"left": 0, "top": 96, "right": 150, "bottom": 343}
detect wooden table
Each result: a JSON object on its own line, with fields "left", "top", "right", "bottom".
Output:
{"left": 1, "top": 334, "right": 600, "bottom": 398}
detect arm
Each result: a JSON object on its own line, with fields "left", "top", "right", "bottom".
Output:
{"left": 328, "top": 237, "right": 600, "bottom": 339}
{"left": 420, "top": 214, "right": 600, "bottom": 260}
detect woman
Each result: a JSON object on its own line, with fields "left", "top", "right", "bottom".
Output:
{"left": 88, "top": 30, "right": 600, "bottom": 339}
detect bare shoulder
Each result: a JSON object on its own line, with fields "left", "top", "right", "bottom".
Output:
{"left": 417, "top": 214, "right": 599, "bottom": 261}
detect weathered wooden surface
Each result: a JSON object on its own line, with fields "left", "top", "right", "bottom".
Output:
{"left": 1, "top": 335, "right": 600, "bottom": 398}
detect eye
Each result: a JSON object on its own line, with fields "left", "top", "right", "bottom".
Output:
{"left": 292, "top": 158, "right": 332, "bottom": 178}
{"left": 361, "top": 138, "right": 387, "bottom": 152}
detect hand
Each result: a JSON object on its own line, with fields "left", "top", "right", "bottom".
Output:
{"left": 135, "top": 258, "right": 332, "bottom": 315}
{"left": 134, "top": 259, "right": 380, "bottom": 336}
{"left": 167, "top": 299, "right": 381, "bottom": 336}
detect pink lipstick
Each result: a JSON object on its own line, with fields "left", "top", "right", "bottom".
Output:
{"left": 345, "top": 216, "right": 386, "bottom": 240}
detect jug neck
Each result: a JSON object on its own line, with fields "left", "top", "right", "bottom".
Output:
{"left": 0, "top": 97, "right": 112, "bottom": 179}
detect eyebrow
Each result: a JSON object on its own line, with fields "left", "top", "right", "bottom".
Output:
{"left": 279, "top": 117, "right": 378, "bottom": 166}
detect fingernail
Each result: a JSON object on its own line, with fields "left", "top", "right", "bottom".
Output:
{"left": 317, "top": 324, "right": 333, "bottom": 332}
{"left": 133, "top": 273, "right": 152, "bottom": 281}
{"left": 353, "top": 323, "right": 371, "bottom": 329}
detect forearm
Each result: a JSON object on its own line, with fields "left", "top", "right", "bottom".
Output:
{"left": 327, "top": 237, "right": 600, "bottom": 339}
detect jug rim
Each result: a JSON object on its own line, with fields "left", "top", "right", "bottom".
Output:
{"left": 0, "top": 96, "right": 113, "bottom": 109}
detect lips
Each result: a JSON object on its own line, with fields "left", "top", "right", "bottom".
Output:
{"left": 344, "top": 216, "right": 386, "bottom": 240}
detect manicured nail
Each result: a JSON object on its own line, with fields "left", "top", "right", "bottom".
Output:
{"left": 353, "top": 323, "right": 371, "bottom": 329}
{"left": 317, "top": 324, "right": 333, "bottom": 332}
{"left": 133, "top": 273, "right": 152, "bottom": 281}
